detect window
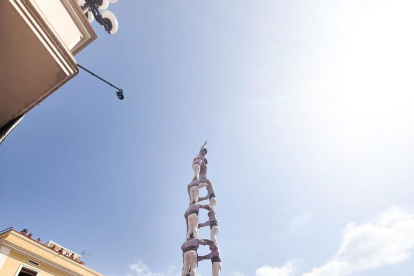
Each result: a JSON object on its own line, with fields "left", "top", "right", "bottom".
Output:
{"left": 17, "top": 267, "right": 38, "bottom": 276}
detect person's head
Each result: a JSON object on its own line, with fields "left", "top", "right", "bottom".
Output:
{"left": 202, "top": 148, "right": 207, "bottom": 156}
{"left": 52, "top": 245, "right": 56, "bottom": 249}
{"left": 22, "top": 229, "right": 28, "bottom": 233}
{"left": 28, "top": 233, "right": 32, "bottom": 238}
{"left": 37, "top": 238, "right": 41, "bottom": 242}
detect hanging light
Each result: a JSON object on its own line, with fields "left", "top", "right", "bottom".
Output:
{"left": 102, "top": 10, "right": 118, "bottom": 34}
{"left": 86, "top": 11, "right": 94, "bottom": 23}
{"left": 78, "top": 0, "right": 119, "bottom": 35}
{"left": 99, "top": 0, "right": 109, "bottom": 10}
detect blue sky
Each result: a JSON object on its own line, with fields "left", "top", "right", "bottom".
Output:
{"left": 2, "top": 1, "right": 414, "bottom": 276}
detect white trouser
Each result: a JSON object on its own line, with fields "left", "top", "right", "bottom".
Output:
{"left": 189, "top": 186, "right": 199, "bottom": 204}
{"left": 192, "top": 164, "right": 200, "bottom": 180}
{"left": 211, "top": 225, "right": 219, "bottom": 246}
{"left": 212, "top": 262, "right": 222, "bottom": 276}
{"left": 186, "top": 213, "right": 198, "bottom": 240}
{"left": 210, "top": 197, "right": 217, "bottom": 209}
{"left": 182, "top": 250, "right": 197, "bottom": 276}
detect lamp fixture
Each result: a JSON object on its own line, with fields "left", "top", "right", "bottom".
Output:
{"left": 77, "top": 0, "right": 119, "bottom": 34}
{"left": 77, "top": 64, "right": 124, "bottom": 100}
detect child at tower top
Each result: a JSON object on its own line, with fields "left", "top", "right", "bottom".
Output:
{"left": 192, "top": 142, "right": 207, "bottom": 180}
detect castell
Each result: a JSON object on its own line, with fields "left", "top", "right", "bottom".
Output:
{"left": 181, "top": 142, "right": 221, "bottom": 276}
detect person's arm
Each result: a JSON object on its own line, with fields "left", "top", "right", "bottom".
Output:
{"left": 198, "top": 220, "right": 209, "bottom": 228}
{"left": 201, "top": 239, "right": 214, "bottom": 245}
{"left": 199, "top": 195, "right": 208, "bottom": 201}
{"left": 198, "top": 253, "right": 212, "bottom": 261}
{"left": 200, "top": 204, "right": 211, "bottom": 211}
{"left": 200, "top": 141, "right": 207, "bottom": 151}
{"left": 198, "top": 239, "right": 209, "bottom": 246}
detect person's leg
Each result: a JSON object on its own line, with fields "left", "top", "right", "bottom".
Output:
{"left": 189, "top": 251, "right": 197, "bottom": 276}
{"left": 186, "top": 214, "right": 195, "bottom": 240}
{"left": 189, "top": 214, "right": 198, "bottom": 238}
{"left": 192, "top": 164, "right": 200, "bottom": 180}
{"left": 199, "top": 182, "right": 207, "bottom": 189}
{"left": 182, "top": 252, "right": 190, "bottom": 276}
{"left": 212, "top": 262, "right": 222, "bottom": 276}
{"left": 190, "top": 186, "right": 199, "bottom": 203}
{"left": 211, "top": 225, "right": 219, "bottom": 246}
{"left": 189, "top": 187, "right": 194, "bottom": 204}
{"left": 210, "top": 197, "right": 217, "bottom": 209}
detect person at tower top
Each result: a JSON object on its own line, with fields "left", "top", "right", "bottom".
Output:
{"left": 181, "top": 238, "right": 213, "bottom": 276}
{"left": 199, "top": 179, "right": 217, "bottom": 209}
{"left": 187, "top": 179, "right": 208, "bottom": 204}
{"left": 184, "top": 203, "right": 209, "bottom": 241}
{"left": 198, "top": 243, "right": 222, "bottom": 276}
{"left": 192, "top": 142, "right": 207, "bottom": 180}
{"left": 199, "top": 157, "right": 208, "bottom": 180}
{"left": 198, "top": 205, "right": 219, "bottom": 246}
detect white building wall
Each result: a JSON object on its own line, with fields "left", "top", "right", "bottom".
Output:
{"left": 33, "top": 0, "right": 83, "bottom": 51}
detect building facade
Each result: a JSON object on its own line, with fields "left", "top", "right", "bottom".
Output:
{"left": 0, "top": 0, "right": 97, "bottom": 143}
{"left": 0, "top": 228, "right": 104, "bottom": 276}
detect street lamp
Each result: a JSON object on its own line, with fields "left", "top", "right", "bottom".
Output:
{"left": 77, "top": 0, "right": 119, "bottom": 34}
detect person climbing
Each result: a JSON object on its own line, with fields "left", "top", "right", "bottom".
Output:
{"left": 181, "top": 238, "right": 213, "bottom": 276}
{"left": 198, "top": 243, "right": 222, "bottom": 276}
{"left": 198, "top": 205, "right": 219, "bottom": 246}
{"left": 184, "top": 203, "right": 209, "bottom": 240}
{"left": 200, "top": 157, "right": 208, "bottom": 180}
{"left": 187, "top": 179, "right": 208, "bottom": 204}
{"left": 199, "top": 179, "right": 217, "bottom": 209}
{"left": 192, "top": 142, "right": 207, "bottom": 180}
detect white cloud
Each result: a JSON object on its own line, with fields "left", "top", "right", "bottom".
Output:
{"left": 303, "top": 207, "right": 414, "bottom": 276}
{"left": 231, "top": 272, "right": 245, "bottom": 276}
{"left": 167, "top": 265, "right": 175, "bottom": 274}
{"left": 256, "top": 261, "right": 294, "bottom": 276}
{"left": 128, "top": 260, "right": 164, "bottom": 276}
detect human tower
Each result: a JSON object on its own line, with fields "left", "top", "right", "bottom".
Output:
{"left": 181, "top": 142, "right": 221, "bottom": 276}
